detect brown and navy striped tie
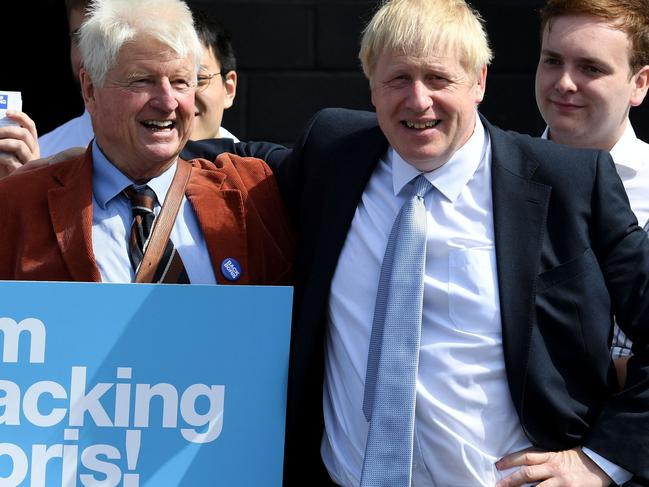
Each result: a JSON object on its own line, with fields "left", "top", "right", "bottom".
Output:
{"left": 123, "top": 185, "right": 190, "bottom": 283}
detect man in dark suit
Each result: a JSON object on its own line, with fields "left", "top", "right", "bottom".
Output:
{"left": 534, "top": 0, "right": 649, "bottom": 386}
{"left": 184, "top": 0, "right": 649, "bottom": 485}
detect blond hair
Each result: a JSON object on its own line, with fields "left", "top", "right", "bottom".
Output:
{"left": 359, "top": 0, "right": 492, "bottom": 80}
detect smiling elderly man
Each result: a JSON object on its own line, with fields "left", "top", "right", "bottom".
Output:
{"left": 0, "top": 0, "right": 292, "bottom": 285}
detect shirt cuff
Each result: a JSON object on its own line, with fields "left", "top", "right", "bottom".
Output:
{"left": 610, "top": 346, "right": 633, "bottom": 358}
{"left": 582, "top": 447, "right": 632, "bottom": 486}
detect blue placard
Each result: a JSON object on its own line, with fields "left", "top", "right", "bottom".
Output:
{"left": 0, "top": 95, "right": 7, "bottom": 109}
{"left": 0, "top": 281, "right": 293, "bottom": 486}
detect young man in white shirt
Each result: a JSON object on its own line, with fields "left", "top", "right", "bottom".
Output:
{"left": 535, "top": 0, "right": 649, "bottom": 368}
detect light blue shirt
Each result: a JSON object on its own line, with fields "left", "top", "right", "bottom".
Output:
{"left": 90, "top": 140, "right": 216, "bottom": 284}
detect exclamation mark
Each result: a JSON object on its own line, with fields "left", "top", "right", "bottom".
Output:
{"left": 123, "top": 429, "right": 141, "bottom": 487}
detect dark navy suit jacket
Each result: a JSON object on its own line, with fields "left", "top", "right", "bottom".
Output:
{"left": 184, "top": 108, "right": 649, "bottom": 486}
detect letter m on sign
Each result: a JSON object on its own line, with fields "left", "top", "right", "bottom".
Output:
{"left": 0, "top": 318, "right": 46, "bottom": 363}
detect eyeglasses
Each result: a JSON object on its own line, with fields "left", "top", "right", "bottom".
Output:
{"left": 196, "top": 71, "right": 223, "bottom": 92}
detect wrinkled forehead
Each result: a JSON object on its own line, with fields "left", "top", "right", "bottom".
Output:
{"left": 384, "top": 27, "right": 457, "bottom": 59}
{"left": 373, "top": 41, "right": 476, "bottom": 79}
{"left": 121, "top": 36, "right": 194, "bottom": 62}
{"left": 107, "top": 37, "right": 196, "bottom": 76}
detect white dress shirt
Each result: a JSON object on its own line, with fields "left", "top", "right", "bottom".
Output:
{"left": 609, "top": 122, "right": 649, "bottom": 228}
{"left": 39, "top": 109, "right": 95, "bottom": 158}
{"left": 218, "top": 126, "right": 239, "bottom": 143}
{"left": 90, "top": 140, "right": 216, "bottom": 284}
{"left": 323, "top": 116, "right": 534, "bottom": 486}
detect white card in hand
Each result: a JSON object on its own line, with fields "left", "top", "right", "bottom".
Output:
{"left": 0, "top": 91, "right": 23, "bottom": 127}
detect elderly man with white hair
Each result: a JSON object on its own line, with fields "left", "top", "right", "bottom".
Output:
{"left": 0, "top": 0, "right": 293, "bottom": 286}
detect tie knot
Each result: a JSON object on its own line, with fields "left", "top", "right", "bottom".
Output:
{"left": 412, "top": 174, "right": 432, "bottom": 200}
{"left": 124, "top": 185, "right": 156, "bottom": 214}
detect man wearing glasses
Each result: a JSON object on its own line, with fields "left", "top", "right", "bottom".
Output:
{"left": 192, "top": 8, "right": 238, "bottom": 142}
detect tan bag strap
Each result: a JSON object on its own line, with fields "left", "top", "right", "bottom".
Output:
{"left": 135, "top": 159, "right": 192, "bottom": 283}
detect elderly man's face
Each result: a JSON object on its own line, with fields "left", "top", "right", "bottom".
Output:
{"left": 370, "top": 50, "right": 486, "bottom": 172}
{"left": 81, "top": 38, "right": 196, "bottom": 181}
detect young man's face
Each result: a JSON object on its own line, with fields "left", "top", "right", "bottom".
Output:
{"left": 535, "top": 14, "right": 649, "bottom": 150}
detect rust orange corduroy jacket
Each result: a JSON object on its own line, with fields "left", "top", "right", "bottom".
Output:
{"left": 0, "top": 148, "right": 294, "bottom": 285}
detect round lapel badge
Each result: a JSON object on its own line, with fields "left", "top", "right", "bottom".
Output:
{"left": 221, "top": 257, "right": 242, "bottom": 281}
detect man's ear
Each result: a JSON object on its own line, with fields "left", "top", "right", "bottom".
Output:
{"left": 223, "top": 70, "right": 237, "bottom": 110}
{"left": 630, "top": 65, "right": 649, "bottom": 107}
{"left": 474, "top": 65, "right": 488, "bottom": 104}
{"left": 79, "top": 68, "right": 97, "bottom": 114}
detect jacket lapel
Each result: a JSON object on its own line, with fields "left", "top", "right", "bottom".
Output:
{"left": 487, "top": 120, "right": 551, "bottom": 404}
{"left": 184, "top": 159, "right": 250, "bottom": 284}
{"left": 47, "top": 148, "right": 101, "bottom": 282}
{"left": 303, "top": 124, "right": 388, "bottom": 319}
{"left": 306, "top": 114, "right": 551, "bottom": 407}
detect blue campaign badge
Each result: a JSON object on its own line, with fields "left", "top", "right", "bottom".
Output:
{"left": 221, "top": 257, "right": 242, "bottom": 281}
{"left": 0, "top": 95, "right": 7, "bottom": 109}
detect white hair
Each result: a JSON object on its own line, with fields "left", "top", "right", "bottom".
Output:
{"left": 79, "top": 0, "right": 202, "bottom": 86}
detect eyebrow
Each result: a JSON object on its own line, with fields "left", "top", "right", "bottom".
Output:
{"left": 541, "top": 48, "right": 607, "bottom": 66}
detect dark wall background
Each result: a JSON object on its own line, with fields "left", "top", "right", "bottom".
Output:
{"left": 5, "top": 0, "right": 648, "bottom": 145}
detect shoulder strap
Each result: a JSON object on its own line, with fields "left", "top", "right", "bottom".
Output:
{"left": 136, "top": 159, "right": 192, "bottom": 283}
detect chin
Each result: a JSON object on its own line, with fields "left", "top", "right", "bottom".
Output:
{"left": 144, "top": 145, "right": 181, "bottom": 161}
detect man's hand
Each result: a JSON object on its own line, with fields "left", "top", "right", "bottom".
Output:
{"left": 495, "top": 447, "right": 612, "bottom": 486}
{"left": 0, "top": 110, "right": 40, "bottom": 178}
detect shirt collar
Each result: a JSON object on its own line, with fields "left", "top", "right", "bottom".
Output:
{"left": 391, "top": 114, "right": 488, "bottom": 203}
{"left": 542, "top": 120, "right": 639, "bottom": 172}
{"left": 91, "top": 139, "right": 177, "bottom": 209}
{"left": 610, "top": 120, "right": 640, "bottom": 172}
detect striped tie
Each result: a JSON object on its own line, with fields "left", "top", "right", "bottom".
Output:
{"left": 123, "top": 185, "right": 189, "bottom": 283}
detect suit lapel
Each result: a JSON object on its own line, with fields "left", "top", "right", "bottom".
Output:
{"left": 48, "top": 149, "right": 101, "bottom": 282}
{"left": 304, "top": 124, "right": 388, "bottom": 318}
{"left": 487, "top": 120, "right": 551, "bottom": 404}
{"left": 306, "top": 115, "right": 551, "bottom": 407}
{"left": 184, "top": 160, "right": 250, "bottom": 284}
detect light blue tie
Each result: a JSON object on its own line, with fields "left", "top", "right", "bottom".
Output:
{"left": 360, "top": 174, "right": 432, "bottom": 487}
